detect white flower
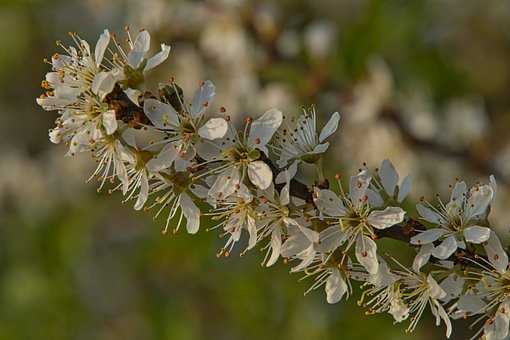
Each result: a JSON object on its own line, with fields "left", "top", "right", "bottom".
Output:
{"left": 358, "top": 258, "right": 409, "bottom": 322}
{"left": 206, "top": 109, "right": 283, "bottom": 197}
{"left": 368, "top": 159, "right": 412, "bottom": 206}
{"left": 392, "top": 267, "right": 452, "bottom": 338}
{"left": 254, "top": 182, "right": 300, "bottom": 267}
{"left": 307, "top": 264, "right": 354, "bottom": 304}
{"left": 271, "top": 107, "right": 340, "bottom": 181}
{"left": 313, "top": 170, "right": 405, "bottom": 274}
{"left": 208, "top": 185, "right": 257, "bottom": 256}
{"left": 37, "top": 30, "right": 121, "bottom": 155}
{"left": 88, "top": 137, "right": 131, "bottom": 193}
{"left": 118, "top": 128, "right": 157, "bottom": 210}
{"left": 410, "top": 179, "right": 498, "bottom": 269}
{"left": 38, "top": 28, "right": 172, "bottom": 157}
{"left": 124, "top": 159, "right": 151, "bottom": 211}
{"left": 143, "top": 80, "right": 228, "bottom": 169}
{"left": 454, "top": 260, "right": 510, "bottom": 339}
{"left": 146, "top": 170, "right": 202, "bottom": 235}
{"left": 280, "top": 220, "right": 344, "bottom": 273}
{"left": 37, "top": 29, "right": 111, "bottom": 111}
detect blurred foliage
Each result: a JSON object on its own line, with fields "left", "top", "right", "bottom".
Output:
{"left": 2, "top": 0, "right": 510, "bottom": 339}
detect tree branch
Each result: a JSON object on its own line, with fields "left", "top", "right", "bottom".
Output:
{"left": 379, "top": 106, "right": 508, "bottom": 186}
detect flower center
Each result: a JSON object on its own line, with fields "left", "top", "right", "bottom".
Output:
{"left": 223, "top": 145, "right": 261, "bottom": 164}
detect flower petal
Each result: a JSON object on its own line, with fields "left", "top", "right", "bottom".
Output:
{"left": 412, "top": 244, "right": 434, "bottom": 272}
{"left": 313, "top": 189, "right": 348, "bottom": 217}
{"left": 124, "top": 88, "right": 141, "bottom": 106}
{"left": 208, "top": 167, "right": 241, "bottom": 200}
{"left": 95, "top": 29, "right": 110, "bottom": 67}
{"left": 127, "top": 29, "right": 150, "bottom": 68}
{"left": 366, "top": 188, "right": 384, "bottom": 208}
{"left": 440, "top": 273, "right": 465, "bottom": 303}
{"left": 291, "top": 245, "right": 316, "bottom": 272}
{"left": 196, "top": 140, "right": 221, "bottom": 161}
{"left": 247, "top": 161, "right": 273, "bottom": 189}
{"left": 143, "top": 98, "right": 179, "bottom": 129}
{"left": 432, "top": 235, "right": 458, "bottom": 259}
{"left": 410, "top": 228, "right": 446, "bottom": 245}
{"left": 367, "top": 207, "right": 405, "bottom": 229}
{"left": 311, "top": 142, "right": 329, "bottom": 154}
{"left": 91, "top": 71, "right": 116, "bottom": 100}
{"left": 449, "top": 181, "right": 467, "bottom": 206}
{"left": 134, "top": 171, "right": 149, "bottom": 211}
{"left": 389, "top": 299, "right": 409, "bottom": 323}
{"left": 485, "top": 309, "right": 510, "bottom": 340}
{"left": 355, "top": 234, "right": 379, "bottom": 274}
{"left": 275, "top": 160, "right": 298, "bottom": 184}
{"left": 379, "top": 159, "right": 399, "bottom": 197}
{"left": 318, "top": 111, "right": 340, "bottom": 143}
{"left": 416, "top": 203, "right": 445, "bottom": 224}
{"left": 490, "top": 175, "right": 498, "bottom": 200}
{"left": 325, "top": 268, "right": 347, "bottom": 304}
{"left": 198, "top": 118, "right": 228, "bottom": 140}
{"left": 463, "top": 226, "right": 491, "bottom": 244}
{"left": 317, "top": 226, "right": 346, "bottom": 253}
{"left": 286, "top": 218, "right": 319, "bottom": 244}
{"left": 246, "top": 215, "right": 257, "bottom": 250}
{"left": 349, "top": 170, "right": 371, "bottom": 209}
{"left": 189, "top": 184, "right": 209, "bottom": 199}
{"left": 427, "top": 274, "right": 447, "bottom": 300}
{"left": 280, "top": 182, "right": 290, "bottom": 206}
{"left": 397, "top": 175, "right": 412, "bottom": 203}
{"left": 146, "top": 143, "right": 178, "bottom": 172}
{"left": 484, "top": 231, "right": 509, "bottom": 273}
{"left": 179, "top": 193, "right": 200, "bottom": 234}
{"left": 247, "top": 108, "right": 283, "bottom": 148}
{"left": 432, "top": 300, "right": 452, "bottom": 338}
{"left": 102, "top": 110, "right": 118, "bottom": 135}
{"left": 465, "top": 184, "right": 494, "bottom": 220}
{"left": 144, "top": 44, "right": 171, "bottom": 72}
{"left": 281, "top": 226, "right": 311, "bottom": 258}
{"left": 191, "top": 80, "right": 215, "bottom": 118}
{"left": 266, "top": 229, "right": 282, "bottom": 267}
{"left": 456, "top": 294, "right": 486, "bottom": 316}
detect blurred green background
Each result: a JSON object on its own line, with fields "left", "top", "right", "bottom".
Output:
{"left": 2, "top": 0, "right": 510, "bottom": 339}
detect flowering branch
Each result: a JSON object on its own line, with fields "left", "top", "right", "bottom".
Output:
{"left": 37, "top": 28, "right": 510, "bottom": 340}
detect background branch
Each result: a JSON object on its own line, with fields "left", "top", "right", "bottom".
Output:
{"left": 379, "top": 106, "right": 508, "bottom": 186}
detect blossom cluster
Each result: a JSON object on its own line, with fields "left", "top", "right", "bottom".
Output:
{"left": 37, "top": 28, "right": 510, "bottom": 339}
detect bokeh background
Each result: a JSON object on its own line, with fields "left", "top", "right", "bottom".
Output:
{"left": 2, "top": 0, "right": 510, "bottom": 339}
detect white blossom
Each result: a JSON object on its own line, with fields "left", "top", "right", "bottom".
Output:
{"left": 206, "top": 109, "right": 283, "bottom": 197}
{"left": 143, "top": 80, "right": 228, "bottom": 170}
{"left": 271, "top": 107, "right": 340, "bottom": 181}
{"left": 254, "top": 181, "right": 303, "bottom": 267}
{"left": 146, "top": 170, "right": 201, "bottom": 234}
{"left": 411, "top": 179, "right": 498, "bottom": 269}
{"left": 208, "top": 185, "right": 257, "bottom": 256}
{"left": 313, "top": 170, "right": 405, "bottom": 274}
{"left": 453, "top": 258, "right": 510, "bottom": 339}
